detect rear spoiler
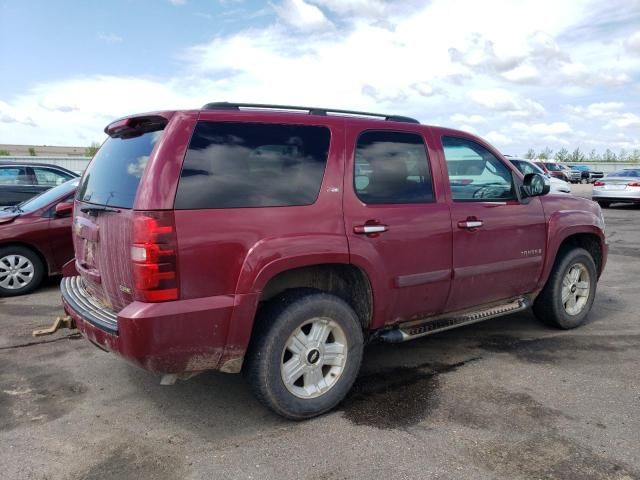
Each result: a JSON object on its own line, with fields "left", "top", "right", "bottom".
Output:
{"left": 104, "top": 114, "right": 168, "bottom": 138}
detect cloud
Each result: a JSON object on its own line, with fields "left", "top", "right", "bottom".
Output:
{"left": 513, "top": 121, "right": 573, "bottom": 135}
{"left": 468, "top": 88, "right": 546, "bottom": 118}
{"left": 1, "top": 0, "right": 639, "bottom": 155}
{"left": 168, "top": 0, "right": 186, "bottom": 5}
{"left": 606, "top": 113, "right": 640, "bottom": 129}
{"left": 567, "top": 101, "right": 624, "bottom": 118}
{"left": 271, "top": 0, "right": 333, "bottom": 31}
{"left": 450, "top": 113, "right": 486, "bottom": 125}
{"left": 626, "top": 31, "right": 640, "bottom": 54}
{"left": 97, "top": 32, "right": 123, "bottom": 44}
{"left": 484, "top": 131, "right": 512, "bottom": 146}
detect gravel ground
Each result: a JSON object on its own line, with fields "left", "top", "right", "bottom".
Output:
{"left": 1, "top": 184, "right": 639, "bottom": 480}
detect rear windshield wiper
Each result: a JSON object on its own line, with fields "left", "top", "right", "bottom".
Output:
{"left": 80, "top": 205, "right": 121, "bottom": 215}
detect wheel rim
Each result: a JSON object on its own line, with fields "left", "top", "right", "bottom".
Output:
{"left": 561, "top": 262, "right": 590, "bottom": 316}
{"left": 280, "top": 317, "right": 348, "bottom": 399}
{"left": 0, "top": 254, "right": 35, "bottom": 290}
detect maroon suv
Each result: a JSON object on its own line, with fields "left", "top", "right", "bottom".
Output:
{"left": 62, "top": 103, "right": 607, "bottom": 418}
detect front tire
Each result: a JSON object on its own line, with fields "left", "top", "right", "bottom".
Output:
{"left": 533, "top": 247, "right": 597, "bottom": 329}
{"left": 244, "top": 289, "right": 364, "bottom": 419}
{"left": 0, "top": 246, "right": 45, "bottom": 297}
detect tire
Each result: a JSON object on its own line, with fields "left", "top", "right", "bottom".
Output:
{"left": 580, "top": 178, "right": 588, "bottom": 184}
{"left": 597, "top": 201, "right": 611, "bottom": 209}
{"left": 533, "top": 247, "right": 597, "bottom": 329}
{"left": 244, "top": 289, "right": 364, "bottom": 419}
{"left": 0, "top": 246, "right": 45, "bottom": 297}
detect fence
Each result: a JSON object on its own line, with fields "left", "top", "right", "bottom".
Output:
{"left": 2, "top": 155, "right": 637, "bottom": 176}
{"left": 1, "top": 156, "right": 92, "bottom": 173}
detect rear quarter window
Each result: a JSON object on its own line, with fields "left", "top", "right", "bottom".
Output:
{"left": 174, "top": 121, "right": 330, "bottom": 209}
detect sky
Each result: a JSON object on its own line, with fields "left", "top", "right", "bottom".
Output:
{"left": 0, "top": 0, "right": 639, "bottom": 156}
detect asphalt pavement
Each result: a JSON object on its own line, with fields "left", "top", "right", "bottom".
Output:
{"left": 1, "top": 184, "right": 639, "bottom": 480}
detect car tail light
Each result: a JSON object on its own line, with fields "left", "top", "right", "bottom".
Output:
{"left": 593, "top": 181, "right": 605, "bottom": 187}
{"left": 131, "top": 211, "right": 179, "bottom": 302}
{"left": 628, "top": 181, "right": 640, "bottom": 187}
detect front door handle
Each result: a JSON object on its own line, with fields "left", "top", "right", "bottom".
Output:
{"left": 457, "top": 219, "right": 484, "bottom": 230}
{"left": 354, "top": 224, "right": 388, "bottom": 234}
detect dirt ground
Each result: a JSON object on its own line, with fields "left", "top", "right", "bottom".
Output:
{"left": 1, "top": 184, "right": 639, "bottom": 480}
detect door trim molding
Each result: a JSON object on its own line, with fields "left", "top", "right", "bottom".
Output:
{"left": 395, "top": 268, "right": 451, "bottom": 288}
{"left": 454, "top": 256, "right": 542, "bottom": 279}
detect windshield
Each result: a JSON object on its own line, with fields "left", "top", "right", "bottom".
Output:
{"left": 608, "top": 169, "right": 640, "bottom": 178}
{"left": 17, "top": 178, "right": 79, "bottom": 212}
{"left": 76, "top": 128, "right": 164, "bottom": 208}
{"left": 511, "top": 160, "right": 546, "bottom": 176}
{"left": 544, "top": 163, "right": 562, "bottom": 171}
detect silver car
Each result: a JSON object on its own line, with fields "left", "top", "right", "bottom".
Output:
{"left": 592, "top": 168, "right": 640, "bottom": 208}
{"left": 509, "top": 158, "right": 571, "bottom": 193}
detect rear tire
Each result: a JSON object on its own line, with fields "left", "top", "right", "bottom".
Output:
{"left": 533, "top": 248, "right": 597, "bottom": 329}
{"left": 244, "top": 289, "right": 364, "bottom": 419}
{"left": 0, "top": 246, "right": 45, "bottom": 297}
{"left": 597, "top": 201, "right": 611, "bottom": 208}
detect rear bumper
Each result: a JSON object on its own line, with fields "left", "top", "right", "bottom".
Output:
{"left": 62, "top": 276, "right": 258, "bottom": 374}
{"left": 592, "top": 189, "right": 640, "bottom": 202}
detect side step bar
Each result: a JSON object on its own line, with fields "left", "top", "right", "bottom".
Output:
{"left": 378, "top": 297, "right": 529, "bottom": 343}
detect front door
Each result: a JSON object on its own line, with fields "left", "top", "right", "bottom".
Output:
{"left": 438, "top": 135, "right": 546, "bottom": 312}
{"left": 343, "top": 126, "right": 452, "bottom": 328}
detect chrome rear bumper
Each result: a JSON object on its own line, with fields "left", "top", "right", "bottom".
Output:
{"left": 61, "top": 276, "right": 118, "bottom": 333}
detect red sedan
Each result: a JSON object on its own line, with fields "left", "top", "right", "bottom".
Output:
{"left": 0, "top": 178, "right": 78, "bottom": 296}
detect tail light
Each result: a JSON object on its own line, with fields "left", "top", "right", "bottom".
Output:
{"left": 593, "top": 181, "right": 605, "bottom": 187}
{"left": 131, "top": 211, "right": 179, "bottom": 302}
{"left": 628, "top": 181, "right": 640, "bottom": 187}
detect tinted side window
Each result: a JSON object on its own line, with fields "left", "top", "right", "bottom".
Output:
{"left": 0, "top": 167, "right": 30, "bottom": 185}
{"left": 354, "top": 131, "right": 433, "bottom": 204}
{"left": 175, "top": 122, "right": 330, "bottom": 209}
{"left": 34, "top": 167, "right": 72, "bottom": 186}
{"left": 442, "top": 137, "right": 514, "bottom": 201}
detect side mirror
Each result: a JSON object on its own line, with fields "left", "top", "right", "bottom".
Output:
{"left": 521, "top": 173, "right": 550, "bottom": 198}
{"left": 55, "top": 201, "right": 73, "bottom": 217}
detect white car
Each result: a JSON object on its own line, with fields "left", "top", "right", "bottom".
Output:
{"left": 509, "top": 159, "right": 571, "bottom": 193}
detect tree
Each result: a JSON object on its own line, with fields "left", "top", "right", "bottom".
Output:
{"left": 538, "top": 147, "right": 553, "bottom": 160}
{"left": 569, "top": 148, "right": 585, "bottom": 163}
{"left": 630, "top": 149, "right": 640, "bottom": 163}
{"left": 602, "top": 149, "right": 617, "bottom": 162}
{"left": 523, "top": 148, "right": 536, "bottom": 159}
{"left": 587, "top": 149, "right": 600, "bottom": 162}
{"left": 554, "top": 148, "right": 569, "bottom": 162}
{"left": 28, "top": 147, "right": 36, "bottom": 156}
{"left": 84, "top": 142, "right": 100, "bottom": 157}
{"left": 0, "top": 149, "right": 10, "bottom": 156}
{"left": 618, "top": 149, "right": 628, "bottom": 162}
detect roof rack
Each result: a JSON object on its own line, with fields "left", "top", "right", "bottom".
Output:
{"left": 201, "top": 102, "right": 420, "bottom": 124}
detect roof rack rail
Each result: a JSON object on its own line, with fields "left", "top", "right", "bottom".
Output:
{"left": 201, "top": 102, "right": 420, "bottom": 124}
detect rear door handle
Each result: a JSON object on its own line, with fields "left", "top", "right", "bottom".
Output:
{"left": 354, "top": 224, "right": 388, "bottom": 234}
{"left": 457, "top": 219, "right": 484, "bottom": 229}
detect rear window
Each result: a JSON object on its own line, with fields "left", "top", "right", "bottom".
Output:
{"left": 174, "top": 121, "right": 330, "bottom": 209}
{"left": 76, "top": 130, "right": 163, "bottom": 208}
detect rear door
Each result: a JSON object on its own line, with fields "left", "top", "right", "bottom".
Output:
{"left": 0, "top": 166, "right": 39, "bottom": 206}
{"left": 343, "top": 126, "right": 452, "bottom": 327}
{"left": 438, "top": 134, "right": 546, "bottom": 311}
{"left": 74, "top": 121, "right": 167, "bottom": 312}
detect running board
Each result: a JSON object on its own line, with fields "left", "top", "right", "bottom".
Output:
{"left": 378, "top": 298, "right": 529, "bottom": 343}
